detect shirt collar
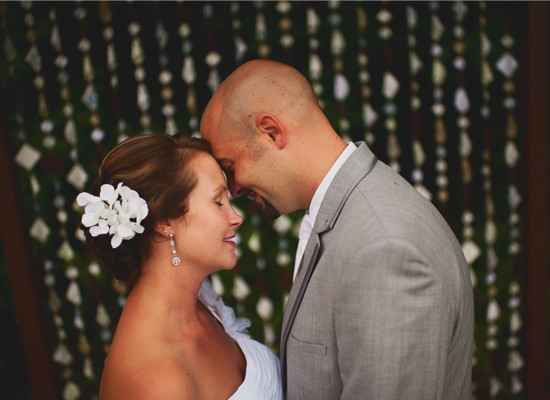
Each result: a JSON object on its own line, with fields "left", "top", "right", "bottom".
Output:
{"left": 308, "top": 142, "right": 357, "bottom": 227}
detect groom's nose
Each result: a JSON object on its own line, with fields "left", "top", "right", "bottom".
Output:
{"left": 229, "top": 178, "right": 255, "bottom": 200}
{"left": 228, "top": 177, "right": 244, "bottom": 198}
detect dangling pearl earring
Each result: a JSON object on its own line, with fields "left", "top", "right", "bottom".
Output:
{"left": 170, "top": 233, "right": 181, "bottom": 266}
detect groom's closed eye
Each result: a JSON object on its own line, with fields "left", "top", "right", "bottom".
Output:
{"left": 225, "top": 161, "right": 234, "bottom": 172}
{"left": 216, "top": 158, "right": 233, "bottom": 173}
{"left": 224, "top": 164, "right": 235, "bottom": 176}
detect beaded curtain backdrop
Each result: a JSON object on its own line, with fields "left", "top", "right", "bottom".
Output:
{"left": 0, "top": 1, "right": 525, "bottom": 399}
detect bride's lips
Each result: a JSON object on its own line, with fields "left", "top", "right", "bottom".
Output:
{"left": 223, "top": 236, "right": 236, "bottom": 247}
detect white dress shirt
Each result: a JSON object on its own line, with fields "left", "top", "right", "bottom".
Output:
{"left": 293, "top": 142, "right": 357, "bottom": 280}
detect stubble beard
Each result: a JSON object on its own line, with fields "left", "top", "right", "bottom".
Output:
{"left": 260, "top": 196, "right": 281, "bottom": 220}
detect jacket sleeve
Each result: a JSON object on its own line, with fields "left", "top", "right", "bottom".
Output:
{"left": 334, "top": 236, "right": 453, "bottom": 400}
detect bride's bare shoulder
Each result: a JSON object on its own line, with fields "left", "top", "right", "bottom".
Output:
{"left": 99, "top": 349, "right": 198, "bottom": 400}
{"left": 99, "top": 330, "right": 199, "bottom": 400}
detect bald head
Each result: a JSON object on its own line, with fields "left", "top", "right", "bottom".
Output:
{"left": 200, "top": 60, "right": 347, "bottom": 215}
{"left": 201, "top": 60, "right": 322, "bottom": 143}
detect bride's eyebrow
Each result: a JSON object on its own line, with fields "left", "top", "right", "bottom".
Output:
{"left": 213, "top": 184, "right": 228, "bottom": 194}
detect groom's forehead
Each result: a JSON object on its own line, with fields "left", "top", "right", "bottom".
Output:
{"left": 208, "top": 140, "right": 238, "bottom": 162}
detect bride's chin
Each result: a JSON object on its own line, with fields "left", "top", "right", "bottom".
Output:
{"left": 218, "top": 257, "right": 238, "bottom": 271}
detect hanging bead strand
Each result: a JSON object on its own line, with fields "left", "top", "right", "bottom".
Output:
{"left": 377, "top": 2, "right": 401, "bottom": 172}
{"left": 230, "top": 2, "right": 247, "bottom": 67}
{"left": 177, "top": 7, "right": 199, "bottom": 137}
{"left": 307, "top": 6, "right": 324, "bottom": 109}
{"left": 62, "top": 6, "right": 90, "bottom": 196}
{"left": 203, "top": 2, "right": 223, "bottom": 95}
{"left": 477, "top": 4, "right": 496, "bottom": 394}
{"left": 452, "top": 2, "right": 483, "bottom": 355}
{"left": 276, "top": 1, "right": 294, "bottom": 64}
{"left": 22, "top": 2, "right": 56, "bottom": 153}
{"left": 406, "top": 5, "right": 430, "bottom": 200}
{"left": 127, "top": 3, "right": 152, "bottom": 134}
{"left": 66, "top": 6, "right": 92, "bottom": 199}
{"left": 429, "top": 1, "right": 449, "bottom": 216}
{"left": 98, "top": 1, "right": 128, "bottom": 143}
{"left": 254, "top": 1, "right": 271, "bottom": 59}
{"left": 357, "top": 3, "right": 377, "bottom": 147}
{"left": 51, "top": 10, "right": 78, "bottom": 186}
{"left": 154, "top": 5, "right": 177, "bottom": 135}
{"left": 75, "top": 4, "right": 106, "bottom": 148}
{"left": 479, "top": 0, "right": 498, "bottom": 358}
{"left": 329, "top": 0, "right": 351, "bottom": 142}
{"left": 496, "top": 21, "right": 524, "bottom": 397}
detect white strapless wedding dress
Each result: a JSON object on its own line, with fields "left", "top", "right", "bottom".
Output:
{"left": 198, "top": 278, "right": 283, "bottom": 400}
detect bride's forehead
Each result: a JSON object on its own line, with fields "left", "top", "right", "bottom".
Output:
{"left": 190, "top": 151, "right": 218, "bottom": 170}
{"left": 191, "top": 155, "right": 226, "bottom": 185}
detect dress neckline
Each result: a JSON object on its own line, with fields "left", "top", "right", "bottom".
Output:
{"left": 196, "top": 278, "right": 251, "bottom": 339}
{"left": 196, "top": 278, "right": 251, "bottom": 398}
{"left": 227, "top": 338, "right": 252, "bottom": 399}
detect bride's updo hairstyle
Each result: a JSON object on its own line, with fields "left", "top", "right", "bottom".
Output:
{"left": 82, "top": 133, "right": 211, "bottom": 288}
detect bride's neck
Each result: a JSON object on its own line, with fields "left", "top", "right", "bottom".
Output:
{"left": 124, "top": 262, "right": 208, "bottom": 330}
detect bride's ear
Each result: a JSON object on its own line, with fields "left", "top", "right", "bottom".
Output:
{"left": 155, "top": 219, "right": 172, "bottom": 238}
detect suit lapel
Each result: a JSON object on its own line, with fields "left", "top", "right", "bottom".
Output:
{"left": 282, "top": 232, "right": 319, "bottom": 327}
{"left": 280, "top": 233, "right": 320, "bottom": 375}
{"left": 280, "top": 142, "right": 378, "bottom": 392}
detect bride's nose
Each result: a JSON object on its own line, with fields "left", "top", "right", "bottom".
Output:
{"left": 229, "top": 207, "right": 244, "bottom": 228}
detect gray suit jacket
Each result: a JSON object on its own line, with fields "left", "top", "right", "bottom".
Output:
{"left": 281, "top": 142, "right": 474, "bottom": 400}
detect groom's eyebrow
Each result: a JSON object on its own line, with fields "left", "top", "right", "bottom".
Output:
{"left": 217, "top": 158, "right": 233, "bottom": 170}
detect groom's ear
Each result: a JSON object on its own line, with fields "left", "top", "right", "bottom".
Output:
{"left": 256, "top": 113, "right": 286, "bottom": 150}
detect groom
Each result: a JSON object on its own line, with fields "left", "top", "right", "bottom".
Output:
{"left": 201, "top": 60, "right": 474, "bottom": 400}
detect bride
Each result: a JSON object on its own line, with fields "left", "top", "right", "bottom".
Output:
{"left": 77, "top": 133, "right": 283, "bottom": 399}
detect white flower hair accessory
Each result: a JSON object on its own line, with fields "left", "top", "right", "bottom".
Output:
{"left": 76, "top": 182, "right": 149, "bottom": 249}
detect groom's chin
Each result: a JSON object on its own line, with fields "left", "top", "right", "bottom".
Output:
{"left": 259, "top": 197, "right": 281, "bottom": 220}
{"left": 262, "top": 210, "right": 281, "bottom": 220}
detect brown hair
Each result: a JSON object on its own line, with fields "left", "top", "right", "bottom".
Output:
{"left": 82, "top": 133, "right": 211, "bottom": 288}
